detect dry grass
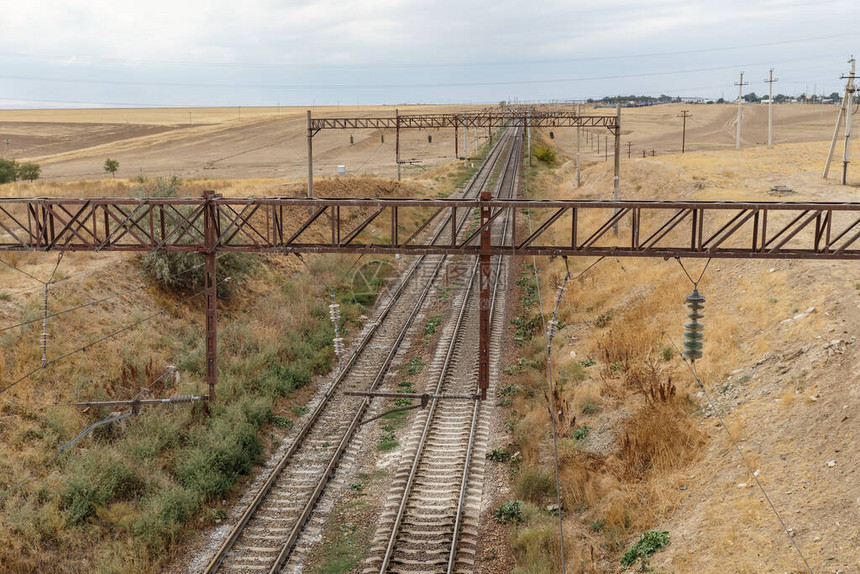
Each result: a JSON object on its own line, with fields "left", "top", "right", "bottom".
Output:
{"left": 0, "top": 171, "right": 453, "bottom": 572}
{"left": 500, "top": 128, "right": 843, "bottom": 572}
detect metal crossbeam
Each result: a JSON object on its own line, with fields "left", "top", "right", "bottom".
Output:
{"left": 310, "top": 111, "right": 618, "bottom": 132}
{"left": 1, "top": 197, "right": 859, "bottom": 259}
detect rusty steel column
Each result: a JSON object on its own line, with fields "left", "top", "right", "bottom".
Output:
{"left": 203, "top": 190, "right": 218, "bottom": 403}
{"left": 479, "top": 190, "right": 491, "bottom": 400}
{"left": 613, "top": 103, "right": 621, "bottom": 235}
{"left": 395, "top": 108, "right": 401, "bottom": 181}
{"left": 454, "top": 116, "right": 459, "bottom": 159}
{"left": 307, "top": 110, "right": 314, "bottom": 199}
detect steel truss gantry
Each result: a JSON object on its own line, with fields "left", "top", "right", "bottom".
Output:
{"left": 306, "top": 108, "right": 620, "bottom": 189}
{"left": 3, "top": 193, "right": 858, "bottom": 403}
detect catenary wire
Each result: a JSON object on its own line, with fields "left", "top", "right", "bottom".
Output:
{"left": 615, "top": 257, "right": 813, "bottom": 574}
{"left": 0, "top": 259, "right": 210, "bottom": 334}
{"left": 0, "top": 283, "right": 222, "bottom": 397}
{"left": 523, "top": 205, "right": 566, "bottom": 573}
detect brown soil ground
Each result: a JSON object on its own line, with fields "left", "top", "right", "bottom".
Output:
{"left": 1, "top": 102, "right": 842, "bottom": 184}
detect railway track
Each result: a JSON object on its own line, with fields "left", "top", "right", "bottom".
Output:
{"left": 364, "top": 127, "right": 522, "bottom": 574}
{"left": 198, "top": 126, "right": 519, "bottom": 574}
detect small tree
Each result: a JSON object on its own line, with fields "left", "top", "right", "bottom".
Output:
{"left": 0, "top": 158, "right": 18, "bottom": 184}
{"left": 104, "top": 158, "right": 119, "bottom": 178}
{"left": 17, "top": 163, "right": 41, "bottom": 181}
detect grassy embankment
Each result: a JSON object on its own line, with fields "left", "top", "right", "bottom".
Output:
{"left": 0, "top": 175, "right": 426, "bottom": 572}
{"left": 489, "top": 134, "right": 809, "bottom": 572}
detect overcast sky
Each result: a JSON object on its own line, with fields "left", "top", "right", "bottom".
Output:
{"left": 0, "top": 0, "right": 857, "bottom": 108}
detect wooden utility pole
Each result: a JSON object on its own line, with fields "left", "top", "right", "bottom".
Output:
{"left": 735, "top": 71, "right": 749, "bottom": 150}
{"left": 765, "top": 69, "right": 779, "bottom": 148}
{"left": 824, "top": 56, "right": 857, "bottom": 183}
{"left": 678, "top": 109, "right": 692, "bottom": 153}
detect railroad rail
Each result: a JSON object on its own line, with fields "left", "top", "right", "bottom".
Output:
{"left": 199, "top": 128, "right": 517, "bottom": 573}
{"left": 365, "top": 125, "right": 522, "bottom": 573}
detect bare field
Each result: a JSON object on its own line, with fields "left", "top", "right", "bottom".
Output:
{"left": 0, "top": 102, "right": 842, "bottom": 184}
{"left": 0, "top": 104, "right": 488, "bottom": 182}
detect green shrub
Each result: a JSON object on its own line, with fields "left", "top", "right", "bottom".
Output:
{"left": 486, "top": 449, "right": 512, "bottom": 462}
{"left": 406, "top": 358, "right": 425, "bottom": 375}
{"left": 573, "top": 426, "right": 590, "bottom": 441}
{"left": 125, "top": 411, "right": 184, "bottom": 461}
{"left": 493, "top": 500, "right": 524, "bottom": 524}
{"left": 133, "top": 485, "right": 201, "bottom": 551}
{"left": 174, "top": 410, "right": 263, "bottom": 499}
{"left": 62, "top": 450, "right": 145, "bottom": 525}
{"left": 0, "top": 158, "right": 18, "bottom": 183}
{"left": 620, "top": 529, "right": 670, "bottom": 569}
{"left": 17, "top": 163, "right": 41, "bottom": 181}
{"left": 534, "top": 145, "right": 557, "bottom": 165}
{"left": 137, "top": 177, "right": 257, "bottom": 297}
{"left": 377, "top": 430, "right": 398, "bottom": 451}
{"left": 424, "top": 315, "right": 443, "bottom": 337}
{"left": 271, "top": 415, "right": 294, "bottom": 429}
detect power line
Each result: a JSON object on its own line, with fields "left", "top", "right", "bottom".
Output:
{"left": 0, "top": 259, "right": 212, "bottom": 334}
{"left": 0, "top": 283, "right": 221, "bottom": 397}
{"left": 0, "top": 53, "right": 843, "bottom": 92}
{"left": 0, "top": 32, "right": 853, "bottom": 70}
{"left": 615, "top": 258, "right": 813, "bottom": 574}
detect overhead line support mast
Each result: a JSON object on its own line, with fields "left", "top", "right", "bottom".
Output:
{"left": 2, "top": 193, "right": 858, "bottom": 405}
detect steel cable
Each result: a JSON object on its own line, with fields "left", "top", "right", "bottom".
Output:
{"left": 615, "top": 258, "right": 813, "bottom": 573}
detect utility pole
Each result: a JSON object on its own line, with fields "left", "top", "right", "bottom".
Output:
{"left": 678, "top": 109, "right": 692, "bottom": 153}
{"left": 764, "top": 69, "right": 779, "bottom": 148}
{"left": 842, "top": 57, "right": 856, "bottom": 184}
{"left": 735, "top": 71, "right": 748, "bottom": 150}
{"left": 824, "top": 56, "right": 857, "bottom": 183}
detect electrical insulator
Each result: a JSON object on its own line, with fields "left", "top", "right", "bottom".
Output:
{"left": 683, "top": 288, "right": 705, "bottom": 361}
{"left": 428, "top": 134, "right": 432, "bottom": 143}
{"left": 350, "top": 135, "right": 354, "bottom": 145}
{"left": 381, "top": 134, "right": 385, "bottom": 143}
{"left": 333, "top": 337, "right": 345, "bottom": 357}
{"left": 555, "top": 283, "right": 567, "bottom": 301}
{"left": 547, "top": 319, "right": 558, "bottom": 341}
{"left": 329, "top": 303, "right": 340, "bottom": 324}
{"left": 549, "top": 131, "right": 555, "bottom": 139}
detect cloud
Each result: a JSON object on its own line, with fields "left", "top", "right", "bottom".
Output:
{"left": 0, "top": 0, "right": 857, "bottom": 106}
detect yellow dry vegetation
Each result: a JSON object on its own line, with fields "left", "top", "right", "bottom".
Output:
{"left": 501, "top": 126, "right": 860, "bottom": 573}
{"left": 0, "top": 167, "right": 462, "bottom": 572}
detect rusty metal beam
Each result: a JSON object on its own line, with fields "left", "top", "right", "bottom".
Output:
{"left": 1, "top": 198, "right": 860, "bottom": 259}
{"left": 309, "top": 111, "right": 618, "bottom": 131}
